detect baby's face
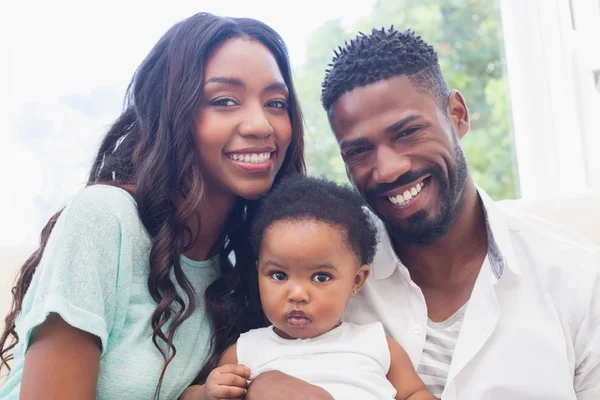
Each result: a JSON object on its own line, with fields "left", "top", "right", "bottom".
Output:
{"left": 257, "top": 219, "right": 370, "bottom": 339}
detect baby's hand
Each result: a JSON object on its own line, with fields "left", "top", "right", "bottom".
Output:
{"left": 203, "top": 364, "right": 252, "bottom": 400}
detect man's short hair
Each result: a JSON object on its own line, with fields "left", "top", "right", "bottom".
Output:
{"left": 321, "top": 27, "right": 449, "bottom": 112}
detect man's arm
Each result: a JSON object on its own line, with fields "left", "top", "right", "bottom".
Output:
{"left": 245, "top": 371, "right": 334, "bottom": 400}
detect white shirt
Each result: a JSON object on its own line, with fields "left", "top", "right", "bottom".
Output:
{"left": 344, "top": 188, "right": 600, "bottom": 400}
{"left": 419, "top": 301, "right": 469, "bottom": 397}
{"left": 237, "top": 322, "right": 396, "bottom": 399}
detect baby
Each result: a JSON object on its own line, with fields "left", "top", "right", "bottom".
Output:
{"left": 198, "top": 175, "right": 435, "bottom": 400}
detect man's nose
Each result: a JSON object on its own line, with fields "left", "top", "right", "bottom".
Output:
{"left": 372, "top": 146, "right": 411, "bottom": 184}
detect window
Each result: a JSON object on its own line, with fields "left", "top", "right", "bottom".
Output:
{"left": 11, "top": 0, "right": 592, "bottom": 247}
{"left": 297, "top": 0, "right": 519, "bottom": 200}
{"left": 500, "top": 0, "right": 600, "bottom": 198}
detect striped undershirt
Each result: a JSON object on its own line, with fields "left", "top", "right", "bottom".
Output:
{"left": 417, "top": 302, "right": 468, "bottom": 398}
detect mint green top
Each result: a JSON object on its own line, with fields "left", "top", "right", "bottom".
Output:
{"left": 0, "top": 185, "right": 220, "bottom": 400}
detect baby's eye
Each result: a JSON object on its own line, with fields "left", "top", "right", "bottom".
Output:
{"left": 312, "top": 273, "right": 331, "bottom": 283}
{"left": 270, "top": 271, "right": 288, "bottom": 281}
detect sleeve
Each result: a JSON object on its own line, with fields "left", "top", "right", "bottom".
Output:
{"left": 236, "top": 329, "right": 254, "bottom": 369}
{"left": 574, "top": 250, "right": 600, "bottom": 399}
{"left": 16, "top": 188, "right": 130, "bottom": 356}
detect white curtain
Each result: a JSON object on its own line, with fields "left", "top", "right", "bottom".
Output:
{"left": 500, "top": 0, "right": 600, "bottom": 199}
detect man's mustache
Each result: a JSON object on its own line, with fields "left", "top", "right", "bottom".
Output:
{"left": 366, "top": 167, "right": 440, "bottom": 197}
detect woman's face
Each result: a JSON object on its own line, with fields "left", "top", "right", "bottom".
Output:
{"left": 195, "top": 38, "right": 293, "bottom": 201}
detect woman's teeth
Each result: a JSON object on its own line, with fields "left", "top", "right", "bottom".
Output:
{"left": 388, "top": 181, "right": 425, "bottom": 205}
{"left": 228, "top": 152, "right": 272, "bottom": 164}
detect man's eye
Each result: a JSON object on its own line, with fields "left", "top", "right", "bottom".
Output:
{"left": 312, "top": 273, "right": 331, "bottom": 283}
{"left": 395, "top": 127, "right": 419, "bottom": 139}
{"left": 345, "top": 148, "right": 367, "bottom": 157}
{"left": 270, "top": 271, "right": 287, "bottom": 281}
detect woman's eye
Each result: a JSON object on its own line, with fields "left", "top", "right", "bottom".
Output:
{"left": 312, "top": 273, "right": 331, "bottom": 283}
{"left": 267, "top": 99, "right": 288, "bottom": 109}
{"left": 270, "top": 271, "right": 288, "bottom": 281}
{"left": 210, "top": 98, "right": 238, "bottom": 107}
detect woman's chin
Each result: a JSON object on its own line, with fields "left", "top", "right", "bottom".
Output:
{"left": 236, "top": 182, "right": 273, "bottom": 201}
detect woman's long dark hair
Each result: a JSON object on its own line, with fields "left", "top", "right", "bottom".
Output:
{"left": 0, "top": 12, "right": 305, "bottom": 398}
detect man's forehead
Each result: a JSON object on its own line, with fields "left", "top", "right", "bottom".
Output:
{"left": 330, "top": 78, "right": 432, "bottom": 140}
{"left": 330, "top": 76, "right": 427, "bottom": 127}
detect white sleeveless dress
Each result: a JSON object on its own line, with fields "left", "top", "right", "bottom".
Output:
{"left": 237, "top": 321, "right": 397, "bottom": 399}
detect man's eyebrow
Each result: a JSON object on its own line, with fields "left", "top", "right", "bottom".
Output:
{"left": 204, "top": 77, "right": 244, "bottom": 87}
{"left": 384, "top": 114, "right": 422, "bottom": 134}
{"left": 339, "top": 137, "right": 369, "bottom": 150}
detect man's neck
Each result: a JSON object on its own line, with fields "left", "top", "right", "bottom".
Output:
{"left": 391, "top": 182, "right": 488, "bottom": 292}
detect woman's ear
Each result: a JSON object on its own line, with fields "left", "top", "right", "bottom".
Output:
{"left": 351, "top": 264, "right": 371, "bottom": 296}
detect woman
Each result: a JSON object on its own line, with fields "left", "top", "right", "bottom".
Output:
{"left": 0, "top": 12, "right": 304, "bottom": 400}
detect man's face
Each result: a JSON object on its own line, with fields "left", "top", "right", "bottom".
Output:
{"left": 329, "top": 75, "right": 470, "bottom": 245}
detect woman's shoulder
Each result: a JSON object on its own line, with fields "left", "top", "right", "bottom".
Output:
{"left": 56, "top": 184, "right": 147, "bottom": 241}
{"left": 67, "top": 184, "right": 138, "bottom": 221}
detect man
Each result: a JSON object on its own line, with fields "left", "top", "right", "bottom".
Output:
{"left": 322, "top": 27, "right": 600, "bottom": 399}
{"left": 247, "top": 28, "right": 599, "bottom": 400}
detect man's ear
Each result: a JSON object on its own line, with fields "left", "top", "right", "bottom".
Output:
{"left": 446, "top": 90, "right": 470, "bottom": 140}
{"left": 351, "top": 264, "right": 371, "bottom": 296}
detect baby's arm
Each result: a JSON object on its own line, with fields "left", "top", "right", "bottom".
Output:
{"left": 386, "top": 336, "right": 437, "bottom": 400}
{"left": 180, "top": 344, "right": 252, "bottom": 400}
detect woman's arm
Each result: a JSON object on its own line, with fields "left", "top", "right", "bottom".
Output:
{"left": 386, "top": 336, "right": 437, "bottom": 400}
{"left": 20, "top": 313, "right": 101, "bottom": 400}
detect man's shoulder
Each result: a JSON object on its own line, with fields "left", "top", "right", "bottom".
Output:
{"left": 501, "top": 205, "right": 598, "bottom": 253}
{"left": 498, "top": 205, "right": 599, "bottom": 281}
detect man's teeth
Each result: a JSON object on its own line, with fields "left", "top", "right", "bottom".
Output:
{"left": 388, "top": 181, "right": 425, "bottom": 205}
{"left": 228, "top": 152, "right": 272, "bottom": 164}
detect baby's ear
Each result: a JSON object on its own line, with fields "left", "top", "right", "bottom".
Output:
{"left": 352, "top": 264, "right": 371, "bottom": 296}
{"left": 255, "top": 261, "right": 259, "bottom": 270}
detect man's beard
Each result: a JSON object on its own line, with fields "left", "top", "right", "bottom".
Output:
{"left": 365, "top": 140, "right": 469, "bottom": 246}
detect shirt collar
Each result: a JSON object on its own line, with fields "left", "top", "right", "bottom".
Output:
{"left": 370, "top": 186, "right": 522, "bottom": 281}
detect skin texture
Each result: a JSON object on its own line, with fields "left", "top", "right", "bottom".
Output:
{"left": 19, "top": 38, "right": 294, "bottom": 400}
{"left": 20, "top": 313, "right": 101, "bottom": 400}
{"left": 329, "top": 75, "right": 487, "bottom": 322}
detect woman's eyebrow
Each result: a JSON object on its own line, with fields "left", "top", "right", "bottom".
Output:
{"left": 204, "top": 76, "right": 244, "bottom": 87}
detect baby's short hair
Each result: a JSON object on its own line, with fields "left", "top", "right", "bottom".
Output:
{"left": 250, "top": 175, "right": 378, "bottom": 265}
